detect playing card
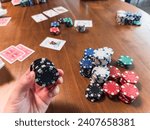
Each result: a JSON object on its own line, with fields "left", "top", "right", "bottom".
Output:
{"left": 0, "top": 58, "right": 5, "bottom": 69}
{"left": 31, "top": 13, "right": 48, "bottom": 23}
{"left": 74, "top": 20, "right": 93, "bottom": 27}
{"left": 40, "top": 37, "right": 66, "bottom": 51}
{"left": 53, "top": 6, "right": 68, "bottom": 14}
{"left": 43, "top": 9, "right": 59, "bottom": 18}
{"left": 16, "top": 44, "right": 35, "bottom": 61}
{"left": 0, "top": 17, "right": 11, "bottom": 26}
{"left": 0, "top": 46, "right": 25, "bottom": 64}
{"left": 11, "top": 0, "right": 21, "bottom": 6}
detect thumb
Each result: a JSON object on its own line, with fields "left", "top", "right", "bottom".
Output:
{"left": 14, "top": 70, "right": 35, "bottom": 95}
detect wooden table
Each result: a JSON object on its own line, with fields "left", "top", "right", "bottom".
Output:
{"left": 0, "top": 0, "right": 150, "bottom": 113}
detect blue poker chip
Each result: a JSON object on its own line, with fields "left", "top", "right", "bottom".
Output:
{"left": 84, "top": 48, "right": 95, "bottom": 58}
{"left": 79, "top": 58, "right": 93, "bottom": 69}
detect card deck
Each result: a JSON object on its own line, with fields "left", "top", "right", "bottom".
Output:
{"left": 31, "top": 13, "right": 48, "bottom": 23}
{"left": 43, "top": 9, "right": 59, "bottom": 18}
{"left": 74, "top": 20, "right": 93, "bottom": 27}
{"left": 53, "top": 6, "right": 68, "bottom": 14}
{"left": 0, "top": 46, "right": 25, "bottom": 64}
{"left": 0, "top": 17, "right": 11, "bottom": 26}
{"left": 16, "top": 44, "right": 35, "bottom": 61}
{"left": 11, "top": 0, "right": 21, "bottom": 6}
{"left": 40, "top": 37, "right": 66, "bottom": 51}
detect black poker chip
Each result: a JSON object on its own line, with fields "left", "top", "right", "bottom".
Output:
{"left": 30, "top": 58, "right": 54, "bottom": 72}
{"left": 85, "top": 84, "right": 104, "bottom": 102}
{"left": 30, "top": 58, "right": 59, "bottom": 87}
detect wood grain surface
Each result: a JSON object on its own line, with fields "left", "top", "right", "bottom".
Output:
{"left": 0, "top": 0, "right": 150, "bottom": 113}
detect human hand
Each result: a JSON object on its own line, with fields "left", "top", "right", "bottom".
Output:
{"left": 3, "top": 69, "right": 64, "bottom": 113}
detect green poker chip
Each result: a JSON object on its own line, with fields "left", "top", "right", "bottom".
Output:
{"left": 117, "top": 55, "right": 133, "bottom": 68}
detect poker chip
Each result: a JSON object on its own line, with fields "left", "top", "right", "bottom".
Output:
{"left": 109, "top": 65, "right": 121, "bottom": 80}
{"left": 85, "top": 84, "right": 104, "bottom": 102}
{"left": 79, "top": 58, "right": 93, "bottom": 69}
{"left": 50, "top": 27, "right": 60, "bottom": 35}
{"left": 103, "top": 81, "right": 120, "bottom": 97}
{"left": 121, "top": 71, "right": 139, "bottom": 84}
{"left": 118, "top": 55, "right": 133, "bottom": 66}
{"left": 63, "top": 17, "right": 73, "bottom": 27}
{"left": 102, "top": 47, "right": 114, "bottom": 56}
{"left": 58, "top": 18, "right": 64, "bottom": 24}
{"left": 51, "top": 21, "right": 60, "bottom": 27}
{"left": 84, "top": 48, "right": 95, "bottom": 58}
{"left": 120, "top": 83, "right": 139, "bottom": 103}
{"left": 76, "top": 25, "right": 87, "bottom": 33}
{"left": 30, "top": 58, "right": 59, "bottom": 87}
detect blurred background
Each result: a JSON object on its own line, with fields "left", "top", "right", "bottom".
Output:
{"left": 125, "top": 0, "right": 150, "bottom": 14}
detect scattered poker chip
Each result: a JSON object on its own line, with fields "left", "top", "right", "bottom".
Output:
{"left": 103, "top": 81, "right": 120, "bottom": 97}
{"left": 118, "top": 55, "right": 133, "bottom": 66}
{"left": 50, "top": 27, "right": 60, "bottom": 35}
{"left": 76, "top": 25, "right": 87, "bottom": 33}
{"left": 30, "top": 58, "right": 59, "bottom": 87}
{"left": 51, "top": 21, "right": 60, "bottom": 27}
{"left": 109, "top": 65, "right": 121, "bottom": 80}
{"left": 120, "top": 83, "right": 139, "bottom": 103}
{"left": 58, "top": 18, "right": 64, "bottom": 24}
{"left": 63, "top": 17, "right": 73, "bottom": 27}
{"left": 121, "top": 71, "right": 139, "bottom": 84}
{"left": 85, "top": 84, "right": 104, "bottom": 102}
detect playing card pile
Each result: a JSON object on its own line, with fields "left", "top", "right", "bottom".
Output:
{"left": 31, "top": 6, "right": 68, "bottom": 23}
{"left": 0, "top": 17, "right": 11, "bottom": 26}
{"left": 40, "top": 37, "right": 66, "bottom": 51}
{"left": 0, "top": 44, "right": 35, "bottom": 64}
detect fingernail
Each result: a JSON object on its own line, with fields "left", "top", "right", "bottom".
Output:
{"left": 58, "top": 77, "right": 63, "bottom": 84}
{"left": 54, "top": 86, "right": 60, "bottom": 95}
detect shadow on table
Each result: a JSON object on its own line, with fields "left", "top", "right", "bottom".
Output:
{"left": 46, "top": 102, "right": 81, "bottom": 113}
{"left": 131, "top": 96, "right": 142, "bottom": 107}
{"left": 0, "top": 66, "right": 14, "bottom": 86}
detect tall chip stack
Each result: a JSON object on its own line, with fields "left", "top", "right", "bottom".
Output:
{"left": 116, "top": 10, "right": 142, "bottom": 26}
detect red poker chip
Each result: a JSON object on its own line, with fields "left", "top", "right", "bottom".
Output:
{"left": 120, "top": 77, "right": 127, "bottom": 85}
{"left": 122, "top": 71, "right": 139, "bottom": 84}
{"left": 120, "top": 83, "right": 139, "bottom": 100}
{"left": 109, "top": 66, "right": 121, "bottom": 79}
{"left": 119, "top": 95, "right": 131, "bottom": 104}
{"left": 103, "top": 81, "right": 120, "bottom": 96}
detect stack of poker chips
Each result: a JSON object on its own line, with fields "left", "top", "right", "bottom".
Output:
{"left": 79, "top": 47, "right": 114, "bottom": 102}
{"left": 50, "top": 21, "right": 60, "bottom": 35}
{"left": 79, "top": 48, "right": 140, "bottom": 103}
{"left": 104, "top": 66, "right": 140, "bottom": 104}
{"left": 30, "top": 58, "right": 60, "bottom": 87}
{"left": 76, "top": 25, "right": 87, "bottom": 33}
{"left": 50, "top": 17, "right": 73, "bottom": 35}
{"left": 20, "top": 0, "right": 46, "bottom": 7}
{"left": 117, "top": 55, "right": 133, "bottom": 68}
{"left": 116, "top": 10, "right": 142, "bottom": 26}
{"left": 119, "top": 83, "right": 139, "bottom": 104}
